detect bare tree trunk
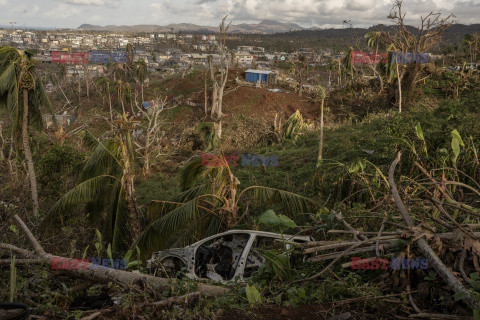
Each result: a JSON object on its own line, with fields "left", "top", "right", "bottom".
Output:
{"left": 141, "top": 84, "right": 144, "bottom": 103}
{"left": 338, "top": 61, "right": 341, "bottom": 86}
{"left": 396, "top": 63, "right": 402, "bottom": 113}
{"left": 210, "top": 83, "right": 219, "bottom": 118}
{"left": 0, "top": 123, "right": 5, "bottom": 161}
{"left": 120, "top": 136, "right": 140, "bottom": 239}
{"left": 22, "top": 90, "right": 39, "bottom": 216}
{"left": 85, "top": 68, "right": 90, "bottom": 98}
{"left": 318, "top": 98, "right": 324, "bottom": 162}
{"left": 77, "top": 75, "right": 81, "bottom": 100}
{"left": 144, "top": 138, "right": 150, "bottom": 176}
{"left": 5, "top": 215, "right": 228, "bottom": 297}
{"left": 121, "top": 97, "right": 126, "bottom": 115}
{"left": 204, "top": 70, "right": 208, "bottom": 116}
{"left": 108, "top": 87, "right": 113, "bottom": 126}
{"left": 124, "top": 175, "right": 140, "bottom": 240}
{"left": 57, "top": 84, "right": 71, "bottom": 106}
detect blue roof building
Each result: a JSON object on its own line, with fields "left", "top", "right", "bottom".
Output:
{"left": 245, "top": 69, "right": 275, "bottom": 84}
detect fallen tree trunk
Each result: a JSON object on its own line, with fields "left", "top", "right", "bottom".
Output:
{"left": 1, "top": 215, "right": 228, "bottom": 298}
{"left": 152, "top": 292, "right": 205, "bottom": 308}
{"left": 389, "top": 152, "right": 480, "bottom": 311}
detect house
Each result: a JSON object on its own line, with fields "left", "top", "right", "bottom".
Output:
{"left": 234, "top": 53, "right": 254, "bottom": 65}
{"left": 43, "top": 114, "right": 74, "bottom": 128}
{"left": 245, "top": 69, "right": 276, "bottom": 84}
{"left": 190, "top": 54, "right": 209, "bottom": 65}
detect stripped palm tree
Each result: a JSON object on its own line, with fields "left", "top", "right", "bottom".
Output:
{"left": 135, "top": 59, "right": 148, "bottom": 102}
{"left": 135, "top": 156, "right": 320, "bottom": 255}
{"left": 364, "top": 31, "right": 385, "bottom": 91}
{"left": 0, "top": 46, "right": 54, "bottom": 216}
{"left": 342, "top": 47, "right": 355, "bottom": 82}
{"left": 45, "top": 116, "right": 141, "bottom": 251}
{"left": 96, "top": 76, "right": 114, "bottom": 124}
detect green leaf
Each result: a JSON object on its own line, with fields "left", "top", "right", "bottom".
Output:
{"left": 124, "top": 250, "right": 133, "bottom": 262}
{"left": 9, "top": 225, "right": 18, "bottom": 234}
{"left": 107, "top": 243, "right": 113, "bottom": 263}
{"left": 82, "top": 245, "right": 89, "bottom": 260}
{"left": 258, "top": 210, "right": 297, "bottom": 228}
{"left": 474, "top": 309, "right": 480, "bottom": 320}
{"left": 245, "top": 284, "right": 262, "bottom": 307}
{"left": 95, "top": 229, "right": 102, "bottom": 244}
{"left": 258, "top": 210, "right": 280, "bottom": 226}
{"left": 471, "top": 273, "right": 479, "bottom": 281}
{"left": 127, "top": 260, "right": 142, "bottom": 269}
{"left": 471, "top": 280, "right": 480, "bottom": 291}
{"left": 136, "top": 246, "right": 141, "bottom": 260}
{"left": 95, "top": 243, "right": 102, "bottom": 256}
{"left": 451, "top": 135, "right": 461, "bottom": 165}
{"left": 451, "top": 129, "right": 465, "bottom": 165}
{"left": 451, "top": 129, "right": 464, "bottom": 146}
{"left": 415, "top": 123, "right": 425, "bottom": 141}
{"left": 278, "top": 215, "right": 297, "bottom": 228}
{"left": 454, "top": 291, "right": 468, "bottom": 301}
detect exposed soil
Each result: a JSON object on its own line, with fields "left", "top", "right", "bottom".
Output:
{"left": 223, "top": 86, "right": 320, "bottom": 123}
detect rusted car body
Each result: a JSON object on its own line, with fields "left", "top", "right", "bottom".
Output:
{"left": 147, "top": 230, "right": 312, "bottom": 283}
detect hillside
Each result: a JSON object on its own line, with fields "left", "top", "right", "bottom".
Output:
{"left": 77, "top": 20, "right": 304, "bottom": 34}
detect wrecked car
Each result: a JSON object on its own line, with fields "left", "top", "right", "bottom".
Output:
{"left": 147, "top": 230, "right": 313, "bottom": 283}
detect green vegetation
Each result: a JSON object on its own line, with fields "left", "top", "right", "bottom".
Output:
{"left": 1, "top": 12, "right": 480, "bottom": 318}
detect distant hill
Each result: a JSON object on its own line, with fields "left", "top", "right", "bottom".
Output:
{"left": 274, "top": 23, "right": 480, "bottom": 42}
{"left": 77, "top": 20, "right": 304, "bottom": 34}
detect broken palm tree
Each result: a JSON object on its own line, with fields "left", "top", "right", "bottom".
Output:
{"left": 207, "top": 16, "right": 230, "bottom": 140}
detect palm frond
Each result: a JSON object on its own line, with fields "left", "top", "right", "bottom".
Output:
{"left": 43, "top": 175, "right": 119, "bottom": 228}
{"left": 171, "top": 183, "right": 210, "bottom": 203}
{"left": 82, "top": 130, "right": 100, "bottom": 150}
{"left": 134, "top": 198, "right": 200, "bottom": 254}
{"left": 180, "top": 155, "right": 206, "bottom": 191}
{"left": 238, "top": 186, "right": 320, "bottom": 216}
{"left": 0, "top": 63, "right": 17, "bottom": 94}
{"left": 107, "top": 182, "right": 130, "bottom": 253}
{"left": 80, "top": 138, "right": 122, "bottom": 181}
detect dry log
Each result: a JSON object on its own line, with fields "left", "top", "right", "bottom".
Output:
{"left": 389, "top": 152, "right": 480, "bottom": 311}
{"left": 308, "top": 242, "right": 402, "bottom": 263}
{"left": 0, "top": 243, "right": 37, "bottom": 257}
{"left": 305, "top": 240, "right": 345, "bottom": 247}
{"left": 152, "top": 292, "right": 204, "bottom": 308}
{"left": 333, "top": 211, "right": 369, "bottom": 241}
{"left": 0, "top": 258, "right": 45, "bottom": 265}
{"left": 327, "top": 230, "right": 400, "bottom": 236}
{"left": 3, "top": 215, "right": 228, "bottom": 298}
{"left": 304, "top": 235, "right": 399, "bottom": 254}
{"left": 341, "top": 257, "right": 380, "bottom": 269}
{"left": 80, "top": 311, "right": 103, "bottom": 320}
{"left": 376, "top": 214, "right": 388, "bottom": 256}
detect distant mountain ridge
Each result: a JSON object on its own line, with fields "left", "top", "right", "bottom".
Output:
{"left": 77, "top": 20, "right": 304, "bottom": 34}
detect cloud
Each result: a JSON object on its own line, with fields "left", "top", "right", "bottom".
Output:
{"left": 345, "top": 0, "right": 377, "bottom": 11}
{"left": 12, "top": 4, "right": 40, "bottom": 16}
{"left": 45, "top": 3, "right": 82, "bottom": 19}
{"left": 59, "top": 0, "right": 120, "bottom": 6}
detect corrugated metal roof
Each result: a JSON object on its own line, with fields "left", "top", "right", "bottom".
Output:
{"left": 245, "top": 69, "right": 273, "bottom": 75}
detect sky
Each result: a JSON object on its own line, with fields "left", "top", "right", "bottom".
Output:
{"left": 0, "top": 0, "right": 478, "bottom": 29}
